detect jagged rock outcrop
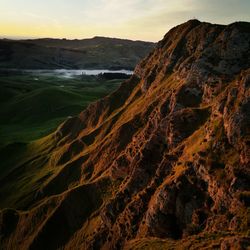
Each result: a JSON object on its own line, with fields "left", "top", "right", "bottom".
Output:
{"left": 0, "top": 20, "right": 250, "bottom": 249}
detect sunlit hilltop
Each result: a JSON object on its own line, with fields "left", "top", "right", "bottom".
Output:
{"left": 1, "top": 0, "right": 250, "bottom": 41}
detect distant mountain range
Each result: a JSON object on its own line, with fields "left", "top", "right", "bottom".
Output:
{"left": 0, "top": 37, "right": 155, "bottom": 70}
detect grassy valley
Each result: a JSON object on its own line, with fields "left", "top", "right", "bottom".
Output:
{"left": 0, "top": 72, "right": 123, "bottom": 147}
{"left": 0, "top": 71, "right": 126, "bottom": 196}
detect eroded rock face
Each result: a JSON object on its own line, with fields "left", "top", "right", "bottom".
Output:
{"left": 0, "top": 20, "right": 250, "bottom": 249}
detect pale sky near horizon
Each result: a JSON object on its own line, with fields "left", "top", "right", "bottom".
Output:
{"left": 0, "top": 0, "right": 249, "bottom": 42}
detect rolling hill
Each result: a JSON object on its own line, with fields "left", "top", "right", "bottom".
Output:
{"left": 0, "top": 74, "right": 124, "bottom": 147}
{"left": 0, "top": 20, "right": 250, "bottom": 249}
{"left": 0, "top": 37, "right": 155, "bottom": 70}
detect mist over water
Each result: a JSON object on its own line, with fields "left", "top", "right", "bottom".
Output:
{"left": 24, "top": 69, "right": 133, "bottom": 78}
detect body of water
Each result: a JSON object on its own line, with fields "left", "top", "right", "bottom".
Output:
{"left": 24, "top": 69, "right": 133, "bottom": 78}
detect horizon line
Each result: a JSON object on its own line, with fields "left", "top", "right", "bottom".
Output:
{"left": 0, "top": 34, "right": 157, "bottom": 43}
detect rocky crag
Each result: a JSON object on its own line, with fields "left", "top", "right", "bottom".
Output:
{"left": 0, "top": 20, "right": 250, "bottom": 249}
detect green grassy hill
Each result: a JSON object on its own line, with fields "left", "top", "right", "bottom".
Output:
{"left": 0, "top": 74, "right": 122, "bottom": 147}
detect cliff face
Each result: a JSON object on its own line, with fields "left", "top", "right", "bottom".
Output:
{"left": 0, "top": 20, "right": 250, "bottom": 249}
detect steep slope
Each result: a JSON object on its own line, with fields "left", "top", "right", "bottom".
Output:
{"left": 0, "top": 37, "right": 155, "bottom": 70}
{"left": 0, "top": 20, "right": 250, "bottom": 249}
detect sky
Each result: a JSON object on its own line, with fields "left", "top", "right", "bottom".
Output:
{"left": 0, "top": 0, "right": 249, "bottom": 42}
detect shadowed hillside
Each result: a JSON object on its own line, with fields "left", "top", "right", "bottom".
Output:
{"left": 0, "top": 37, "right": 155, "bottom": 70}
{"left": 0, "top": 20, "right": 250, "bottom": 249}
{"left": 0, "top": 74, "right": 124, "bottom": 147}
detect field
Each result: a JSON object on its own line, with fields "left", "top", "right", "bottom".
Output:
{"left": 0, "top": 72, "right": 123, "bottom": 147}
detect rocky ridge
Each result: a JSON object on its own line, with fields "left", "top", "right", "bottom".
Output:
{"left": 0, "top": 20, "right": 250, "bottom": 249}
